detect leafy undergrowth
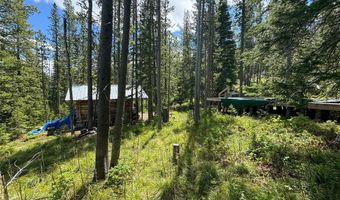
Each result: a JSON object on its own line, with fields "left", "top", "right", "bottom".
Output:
{"left": 0, "top": 111, "right": 339, "bottom": 199}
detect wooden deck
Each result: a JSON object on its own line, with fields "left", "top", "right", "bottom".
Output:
{"left": 308, "top": 102, "right": 340, "bottom": 111}
{"left": 207, "top": 96, "right": 340, "bottom": 111}
{"left": 206, "top": 97, "right": 221, "bottom": 102}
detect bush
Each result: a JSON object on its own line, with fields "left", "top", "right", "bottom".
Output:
{"left": 106, "top": 162, "right": 132, "bottom": 194}
{"left": 51, "top": 173, "right": 72, "bottom": 200}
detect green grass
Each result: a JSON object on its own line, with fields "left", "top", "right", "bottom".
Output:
{"left": 0, "top": 111, "right": 339, "bottom": 199}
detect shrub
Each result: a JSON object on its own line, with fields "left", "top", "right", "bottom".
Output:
{"left": 234, "top": 163, "right": 249, "bottom": 176}
{"left": 106, "top": 162, "right": 132, "bottom": 194}
{"left": 50, "top": 173, "right": 72, "bottom": 200}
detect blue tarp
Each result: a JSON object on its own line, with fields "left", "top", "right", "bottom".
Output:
{"left": 28, "top": 111, "right": 75, "bottom": 135}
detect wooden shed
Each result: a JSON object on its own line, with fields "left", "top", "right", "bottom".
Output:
{"left": 65, "top": 85, "right": 148, "bottom": 127}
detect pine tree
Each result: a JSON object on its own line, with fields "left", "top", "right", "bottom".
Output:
{"left": 63, "top": 18, "right": 74, "bottom": 134}
{"left": 139, "top": 0, "right": 155, "bottom": 121}
{"left": 156, "top": 0, "right": 162, "bottom": 129}
{"left": 0, "top": 0, "right": 44, "bottom": 142}
{"left": 215, "top": 0, "right": 236, "bottom": 93}
{"left": 87, "top": 0, "right": 94, "bottom": 130}
{"left": 206, "top": 0, "right": 215, "bottom": 99}
{"left": 49, "top": 3, "right": 61, "bottom": 115}
{"left": 111, "top": 0, "right": 132, "bottom": 168}
{"left": 95, "top": 0, "right": 114, "bottom": 180}
{"left": 194, "top": 0, "right": 203, "bottom": 124}
{"left": 239, "top": 0, "right": 245, "bottom": 95}
{"left": 34, "top": 31, "right": 49, "bottom": 121}
{"left": 177, "top": 11, "right": 193, "bottom": 105}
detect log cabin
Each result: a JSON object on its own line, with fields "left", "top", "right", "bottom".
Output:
{"left": 65, "top": 85, "right": 148, "bottom": 128}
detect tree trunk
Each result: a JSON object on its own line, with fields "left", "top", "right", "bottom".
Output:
{"left": 134, "top": 0, "right": 139, "bottom": 120}
{"left": 41, "top": 45, "right": 47, "bottom": 121}
{"left": 63, "top": 18, "right": 74, "bottom": 134}
{"left": 95, "top": 0, "right": 113, "bottom": 180}
{"left": 55, "top": 31, "right": 60, "bottom": 116}
{"left": 239, "top": 0, "right": 245, "bottom": 95}
{"left": 111, "top": 0, "right": 132, "bottom": 168}
{"left": 115, "top": 0, "right": 122, "bottom": 84}
{"left": 87, "top": 0, "right": 94, "bottom": 130}
{"left": 156, "top": 0, "right": 162, "bottom": 129}
{"left": 194, "top": 0, "right": 203, "bottom": 125}
{"left": 206, "top": 0, "right": 214, "bottom": 102}
{"left": 130, "top": 0, "right": 135, "bottom": 124}
{"left": 163, "top": 0, "right": 170, "bottom": 120}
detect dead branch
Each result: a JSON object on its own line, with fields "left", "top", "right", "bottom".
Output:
{"left": 5, "top": 151, "right": 42, "bottom": 188}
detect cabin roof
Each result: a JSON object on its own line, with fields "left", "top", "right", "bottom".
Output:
{"left": 65, "top": 85, "right": 148, "bottom": 101}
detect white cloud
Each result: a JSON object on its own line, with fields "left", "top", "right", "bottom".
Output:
{"left": 168, "top": 0, "right": 195, "bottom": 32}
{"left": 35, "top": 0, "right": 194, "bottom": 32}
{"left": 168, "top": 0, "right": 237, "bottom": 32}
{"left": 35, "top": 0, "right": 239, "bottom": 33}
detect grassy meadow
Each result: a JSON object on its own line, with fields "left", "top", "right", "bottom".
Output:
{"left": 1, "top": 111, "right": 340, "bottom": 200}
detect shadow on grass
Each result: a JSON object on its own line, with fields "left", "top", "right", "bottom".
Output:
{"left": 0, "top": 135, "right": 96, "bottom": 179}
{"left": 141, "top": 131, "right": 157, "bottom": 149}
{"left": 69, "top": 181, "right": 91, "bottom": 200}
{"left": 159, "top": 112, "right": 340, "bottom": 200}
{"left": 158, "top": 112, "right": 235, "bottom": 199}
{"left": 282, "top": 115, "right": 338, "bottom": 140}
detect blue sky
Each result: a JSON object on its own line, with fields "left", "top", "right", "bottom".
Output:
{"left": 25, "top": 0, "right": 61, "bottom": 36}
{"left": 25, "top": 0, "right": 197, "bottom": 38}
{"left": 25, "top": 0, "right": 242, "bottom": 39}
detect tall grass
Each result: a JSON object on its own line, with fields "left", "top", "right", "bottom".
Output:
{"left": 0, "top": 111, "right": 339, "bottom": 199}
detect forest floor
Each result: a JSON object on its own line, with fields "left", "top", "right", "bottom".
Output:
{"left": 1, "top": 111, "right": 340, "bottom": 200}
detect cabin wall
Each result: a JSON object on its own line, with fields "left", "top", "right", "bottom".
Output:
{"left": 74, "top": 100, "right": 137, "bottom": 128}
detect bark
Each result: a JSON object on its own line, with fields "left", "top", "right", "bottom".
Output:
{"left": 55, "top": 29, "right": 60, "bottom": 116}
{"left": 130, "top": 0, "right": 135, "bottom": 123}
{"left": 156, "top": 0, "right": 162, "bottom": 129}
{"left": 206, "top": 0, "right": 214, "bottom": 100}
{"left": 111, "top": 0, "right": 132, "bottom": 168}
{"left": 95, "top": 0, "right": 113, "bottom": 180}
{"left": 239, "top": 0, "right": 245, "bottom": 95}
{"left": 194, "top": 0, "right": 203, "bottom": 125}
{"left": 164, "top": 0, "right": 170, "bottom": 120}
{"left": 114, "top": 0, "right": 122, "bottom": 84}
{"left": 134, "top": 0, "right": 139, "bottom": 120}
{"left": 41, "top": 45, "right": 47, "bottom": 121}
{"left": 63, "top": 18, "right": 74, "bottom": 134}
{"left": 87, "top": 0, "right": 94, "bottom": 130}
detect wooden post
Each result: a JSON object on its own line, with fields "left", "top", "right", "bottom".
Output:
{"left": 315, "top": 109, "right": 321, "bottom": 122}
{"left": 265, "top": 105, "right": 270, "bottom": 113}
{"left": 218, "top": 102, "right": 222, "bottom": 112}
{"left": 172, "top": 144, "right": 180, "bottom": 165}
{"left": 286, "top": 107, "right": 292, "bottom": 117}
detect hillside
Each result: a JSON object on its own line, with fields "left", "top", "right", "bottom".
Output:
{"left": 1, "top": 111, "right": 339, "bottom": 199}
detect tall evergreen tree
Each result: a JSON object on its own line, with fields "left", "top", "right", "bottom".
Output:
{"left": 176, "top": 11, "right": 193, "bottom": 105}
{"left": 194, "top": 0, "right": 203, "bottom": 124}
{"left": 111, "top": 0, "right": 132, "bottom": 168}
{"left": 215, "top": 0, "right": 236, "bottom": 94}
{"left": 156, "top": 0, "right": 162, "bottom": 129}
{"left": 95, "top": 0, "right": 113, "bottom": 180}
{"left": 63, "top": 18, "right": 74, "bottom": 134}
{"left": 206, "top": 0, "right": 215, "bottom": 99}
{"left": 0, "top": 0, "right": 44, "bottom": 142}
{"left": 239, "top": 0, "right": 246, "bottom": 95}
{"left": 34, "top": 31, "right": 49, "bottom": 121}
{"left": 139, "top": 0, "right": 155, "bottom": 121}
{"left": 49, "top": 3, "right": 61, "bottom": 115}
{"left": 87, "top": 0, "right": 94, "bottom": 130}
